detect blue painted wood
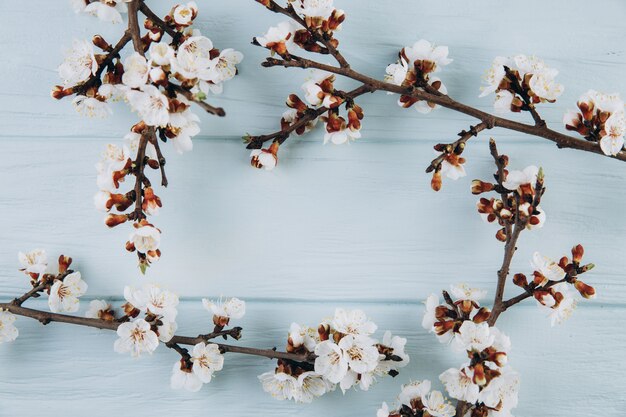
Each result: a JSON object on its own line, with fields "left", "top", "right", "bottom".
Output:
{"left": 0, "top": 1, "right": 625, "bottom": 416}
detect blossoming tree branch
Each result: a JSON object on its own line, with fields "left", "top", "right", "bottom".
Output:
{"left": 246, "top": 0, "right": 626, "bottom": 191}
{"left": 54, "top": 0, "right": 243, "bottom": 272}
{"left": 0, "top": 250, "right": 408, "bottom": 399}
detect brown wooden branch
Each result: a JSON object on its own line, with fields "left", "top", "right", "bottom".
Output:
{"left": 257, "top": 52, "right": 626, "bottom": 163}
{"left": 426, "top": 122, "right": 490, "bottom": 173}
{"left": 127, "top": 1, "right": 145, "bottom": 54}
{"left": 169, "top": 84, "right": 226, "bottom": 117}
{"left": 11, "top": 283, "right": 47, "bottom": 307}
{"left": 0, "top": 302, "right": 315, "bottom": 364}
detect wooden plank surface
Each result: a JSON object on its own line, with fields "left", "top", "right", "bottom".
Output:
{"left": 0, "top": 1, "right": 625, "bottom": 416}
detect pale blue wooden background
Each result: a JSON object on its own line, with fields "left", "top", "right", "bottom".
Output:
{"left": 1, "top": 1, "right": 625, "bottom": 416}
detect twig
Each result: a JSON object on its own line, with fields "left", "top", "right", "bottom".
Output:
{"left": 169, "top": 84, "right": 226, "bottom": 117}
{"left": 426, "top": 122, "right": 489, "bottom": 173}
{"left": 138, "top": 0, "right": 181, "bottom": 41}
{"left": 0, "top": 302, "right": 315, "bottom": 364}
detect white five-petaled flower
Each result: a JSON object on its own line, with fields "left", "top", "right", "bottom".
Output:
{"left": 314, "top": 340, "right": 348, "bottom": 383}
{"left": 202, "top": 297, "right": 246, "bottom": 320}
{"left": 18, "top": 249, "right": 48, "bottom": 277}
{"left": 191, "top": 342, "right": 224, "bottom": 383}
{"left": 331, "top": 308, "right": 377, "bottom": 335}
{"left": 502, "top": 165, "right": 539, "bottom": 191}
{"left": 479, "top": 56, "right": 509, "bottom": 97}
{"left": 256, "top": 21, "right": 295, "bottom": 55}
{"left": 168, "top": 107, "right": 201, "bottom": 154}
{"left": 493, "top": 90, "right": 515, "bottom": 114}
{"left": 95, "top": 143, "right": 131, "bottom": 192}
{"left": 414, "top": 77, "right": 448, "bottom": 114}
{"left": 439, "top": 366, "right": 480, "bottom": 403}
{"left": 48, "top": 272, "right": 88, "bottom": 313}
{"left": 172, "top": 1, "right": 198, "bottom": 26}
{"left": 123, "top": 284, "right": 179, "bottom": 321}
{"left": 84, "top": 0, "right": 129, "bottom": 24}
{"left": 380, "top": 331, "right": 410, "bottom": 369}
{"left": 85, "top": 299, "right": 112, "bottom": 319}
{"left": 128, "top": 223, "right": 161, "bottom": 254}
{"left": 258, "top": 371, "right": 299, "bottom": 400}
{"left": 58, "top": 39, "right": 98, "bottom": 86}
{"left": 148, "top": 42, "right": 176, "bottom": 66}
{"left": 289, "top": 323, "right": 319, "bottom": 352}
{"left": 338, "top": 334, "right": 381, "bottom": 374}
{"left": 453, "top": 321, "right": 494, "bottom": 353}
{"left": 477, "top": 366, "right": 520, "bottom": 413}
{"left": 293, "top": 371, "right": 329, "bottom": 403}
{"left": 114, "top": 318, "right": 159, "bottom": 357}
{"left": 122, "top": 52, "right": 151, "bottom": 89}
{"left": 171, "top": 361, "right": 203, "bottom": 392}
{"left": 208, "top": 49, "right": 243, "bottom": 84}
{"left": 531, "top": 251, "right": 566, "bottom": 286}
{"left": 126, "top": 84, "right": 170, "bottom": 127}
{"left": 403, "top": 39, "right": 453, "bottom": 73}
{"left": 73, "top": 96, "right": 112, "bottom": 118}
{"left": 249, "top": 148, "right": 278, "bottom": 170}
{"left": 323, "top": 127, "right": 361, "bottom": 145}
{"left": 422, "top": 390, "right": 456, "bottom": 417}
{"left": 543, "top": 283, "right": 577, "bottom": 326}
{"left": 384, "top": 57, "right": 409, "bottom": 86}
{"left": 600, "top": 111, "right": 626, "bottom": 156}
{"left": 450, "top": 283, "right": 487, "bottom": 303}
{"left": 0, "top": 310, "right": 18, "bottom": 343}
{"left": 171, "top": 35, "right": 214, "bottom": 80}
{"left": 398, "top": 379, "right": 432, "bottom": 408}
{"left": 489, "top": 326, "right": 511, "bottom": 355}
{"left": 292, "top": 0, "right": 335, "bottom": 19}
{"left": 529, "top": 67, "right": 564, "bottom": 101}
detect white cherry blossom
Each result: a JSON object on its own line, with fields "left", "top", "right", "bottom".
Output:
{"left": 531, "top": 252, "right": 565, "bottom": 286}
{"left": 403, "top": 39, "right": 453, "bottom": 72}
{"left": 48, "top": 272, "right": 88, "bottom": 313}
{"left": 331, "top": 308, "right": 377, "bottom": 335}
{"left": 380, "top": 331, "right": 409, "bottom": 369}
{"left": 124, "top": 131, "right": 157, "bottom": 160}
{"left": 494, "top": 90, "right": 515, "bottom": 113}
{"left": 479, "top": 56, "right": 509, "bottom": 97}
{"left": 384, "top": 57, "right": 409, "bottom": 86}
{"left": 258, "top": 371, "right": 299, "bottom": 400}
{"left": 58, "top": 39, "right": 98, "bottom": 86}
{"left": 123, "top": 284, "right": 179, "bottom": 321}
{"left": 529, "top": 68, "right": 564, "bottom": 101}
{"left": 414, "top": 77, "right": 448, "bottom": 114}
{"left": 450, "top": 283, "right": 487, "bottom": 302}
{"left": 249, "top": 148, "right": 278, "bottom": 170}
{"left": 502, "top": 165, "right": 539, "bottom": 191}
{"left": 172, "top": 1, "right": 198, "bottom": 26}
{"left": 113, "top": 318, "right": 159, "bottom": 357}
{"left": 127, "top": 85, "right": 170, "bottom": 127}
{"left": 593, "top": 91, "right": 624, "bottom": 114}
{"left": 292, "top": 0, "right": 335, "bottom": 19}
{"left": 453, "top": 321, "right": 494, "bottom": 352}
{"left": 202, "top": 297, "right": 246, "bottom": 320}
{"left": 440, "top": 366, "right": 480, "bottom": 403}
{"left": 256, "top": 21, "right": 295, "bottom": 54}
{"left": 0, "top": 310, "right": 18, "bottom": 343}
{"left": 293, "top": 371, "right": 329, "bottom": 403}
{"left": 128, "top": 223, "right": 161, "bottom": 253}
{"left": 191, "top": 342, "right": 224, "bottom": 383}
{"left": 18, "top": 249, "right": 48, "bottom": 277}
{"left": 171, "top": 361, "right": 203, "bottom": 392}
{"left": 478, "top": 367, "right": 520, "bottom": 413}
{"left": 208, "top": 49, "right": 243, "bottom": 84}
{"left": 157, "top": 321, "right": 177, "bottom": 342}
{"left": 84, "top": 0, "right": 128, "bottom": 24}
{"left": 323, "top": 127, "right": 360, "bottom": 145}
{"left": 338, "top": 334, "right": 380, "bottom": 374}
{"left": 168, "top": 108, "right": 200, "bottom": 154}
{"left": 85, "top": 299, "right": 112, "bottom": 319}
{"left": 600, "top": 111, "right": 625, "bottom": 156}
{"left": 423, "top": 390, "right": 455, "bottom": 417}
{"left": 288, "top": 323, "right": 318, "bottom": 351}
{"left": 122, "top": 52, "right": 151, "bottom": 88}
{"left": 314, "top": 340, "right": 348, "bottom": 383}
{"left": 148, "top": 42, "right": 175, "bottom": 66}
{"left": 398, "top": 379, "right": 432, "bottom": 407}
{"left": 171, "top": 35, "right": 214, "bottom": 80}
{"left": 73, "top": 96, "right": 112, "bottom": 118}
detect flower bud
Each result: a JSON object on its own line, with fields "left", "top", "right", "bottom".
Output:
{"left": 495, "top": 228, "right": 507, "bottom": 242}
{"left": 471, "top": 180, "right": 494, "bottom": 195}
{"left": 580, "top": 263, "right": 595, "bottom": 273}
{"left": 122, "top": 302, "right": 140, "bottom": 318}
{"left": 571, "top": 244, "right": 584, "bottom": 264}
{"left": 92, "top": 35, "right": 111, "bottom": 51}
{"left": 574, "top": 280, "right": 596, "bottom": 299}
{"left": 472, "top": 363, "right": 487, "bottom": 386}
{"left": 287, "top": 94, "right": 308, "bottom": 113}
{"left": 472, "top": 307, "right": 491, "bottom": 323}
{"left": 58, "top": 255, "right": 72, "bottom": 274}
{"left": 51, "top": 85, "right": 74, "bottom": 100}
{"left": 105, "top": 214, "right": 128, "bottom": 228}
{"left": 513, "top": 273, "right": 528, "bottom": 288}
{"left": 534, "top": 290, "right": 555, "bottom": 307}
{"left": 318, "top": 323, "right": 330, "bottom": 341}
{"left": 431, "top": 171, "right": 442, "bottom": 192}
{"left": 434, "top": 320, "right": 455, "bottom": 336}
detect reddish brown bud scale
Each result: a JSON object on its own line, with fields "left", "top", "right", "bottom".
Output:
{"left": 513, "top": 273, "right": 528, "bottom": 287}
{"left": 431, "top": 171, "right": 442, "bottom": 192}
{"left": 574, "top": 280, "right": 596, "bottom": 299}
{"left": 571, "top": 244, "right": 584, "bottom": 264}
{"left": 105, "top": 214, "right": 128, "bottom": 228}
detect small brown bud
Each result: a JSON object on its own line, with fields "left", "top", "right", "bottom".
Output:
{"left": 513, "top": 273, "right": 528, "bottom": 288}
{"left": 431, "top": 171, "right": 442, "bottom": 192}
{"left": 92, "top": 35, "right": 112, "bottom": 51}
{"left": 574, "top": 280, "right": 596, "bottom": 299}
{"left": 58, "top": 255, "right": 72, "bottom": 273}
{"left": 318, "top": 324, "right": 330, "bottom": 341}
{"left": 571, "top": 244, "right": 584, "bottom": 264}
{"left": 472, "top": 307, "right": 491, "bottom": 323}
{"left": 51, "top": 85, "right": 74, "bottom": 100}
{"left": 580, "top": 263, "right": 595, "bottom": 273}
{"left": 471, "top": 180, "right": 494, "bottom": 195}
{"left": 105, "top": 214, "right": 128, "bottom": 228}
{"left": 495, "top": 228, "right": 507, "bottom": 242}
{"left": 473, "top": 363, "right": 487, "bottom": 386}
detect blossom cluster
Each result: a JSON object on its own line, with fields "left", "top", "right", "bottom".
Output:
{"left": 377, "top": 380, "right": 455, "bottom": 417}
{"left": 515, "top": 246, "right": 595, "bottom": 326}
{"left": 256, "top": 0, "right": 345, "bottom": 56}
{"left": 417, "top": 284, "right": 520, "bottom": 417}
{"left": 385, "top": 39, "right": 452, "bottom": 113}
{"left": 473, "top": 163, "right": 545, "bottom": 241}
{"left": 54, "top": 2, "right": 243, "bottom": 271}
{"left": 564, "top": 90, "right": 626, "bottom": 156}
{"left": 480, "top": 54, "right": 564, "bottom": 113}
{"left": 259, "top": 308, "right": 408, "bottom": 403}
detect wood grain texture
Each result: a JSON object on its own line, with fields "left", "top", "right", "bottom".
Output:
{"left": 1, "top": 1, "right": 625, "bottom": 416}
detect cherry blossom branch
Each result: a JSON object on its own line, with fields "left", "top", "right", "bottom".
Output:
{"left": 425, "top": 122, "right": 489, "bottom": 174}
{"left": 169, "top": 83, "right": 226, "bottom": 116}
{"left": 137, "top": 1, "right": 180, "bottom": 41}
{"left": 258, "top": 54, "right": 626, "bottom": 162}
{"left": 246, "top": 84, "right": 373, "bottom": 148}
{"left": 0, "top": 301, "right": 314, "bottom": 364}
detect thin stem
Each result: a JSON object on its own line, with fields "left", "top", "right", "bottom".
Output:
{"left": 11, "top": 283, "right": 47, "bottom": 307}
{"left": 127, "top": 1, "right": 144, "bottom": 54}
{"left": 426, "top": 122, "right": 489, "bottom": 173}
{"left": 169, "top": 84, "right": 226, "bottom": 117}
{"left": 150, "top": 130, "right": 168, "bottom": 187}
{"left": 138, "top": 1, "right": 181, "bottom": 41}
{"left": 0, "top": 303, "right": 314, "bottom": 364}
